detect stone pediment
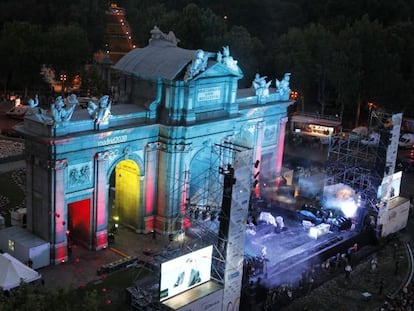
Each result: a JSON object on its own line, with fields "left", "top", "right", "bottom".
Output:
{"left": 191, "top": 61, "right": 243, "bottom": 81}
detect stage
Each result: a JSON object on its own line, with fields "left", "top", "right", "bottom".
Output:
{"left": 242, "top": 204, "right": 374, "bottom": 289}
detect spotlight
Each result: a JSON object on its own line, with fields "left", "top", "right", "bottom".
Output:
{"left": 254, "top": 171, "right": 260, "bottom": 179}
{"left": 254, "top": 160, "right": 260, "bottom": 168}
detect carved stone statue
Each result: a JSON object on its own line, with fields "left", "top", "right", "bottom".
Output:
{"left": 37, "top": 95, "right": 77, "bottom": 124}
{"left": 252, "top": 74, "right": 271, "bottom": 98}
{"left": 217, "top": 46, "right": 238, "bottom": 71}
{"left": 87, "top": 95, "right": 112, "bottom": 125}
{"left": 28, "top": 95, "right": 39, "bottom": 108}
{"left": 275, "top": 73, "right": 292, "bottom": 100}
{"left": 51, "top": 95, "right": 77, "bottom": 122}
{"left": 184, "top": 49, "right": 209, "bottom": 82}
{"left": 25, "top": 94, "right": 40, "bottom": 116}
{"left": 149, "top": 26, "right": 180, "bottom": 45}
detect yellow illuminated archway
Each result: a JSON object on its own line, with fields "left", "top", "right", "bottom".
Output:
{"left": 111, "top": 159, "right": 140, "bottom": 229}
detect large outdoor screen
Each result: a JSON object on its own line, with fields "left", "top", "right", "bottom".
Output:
{"left": 377, "top": 171, "right": 402, "bottom": 201}
{"left": 159, "top": 245, "right": 213, "bottom": 302}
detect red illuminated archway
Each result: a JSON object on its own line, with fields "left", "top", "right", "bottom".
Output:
{"left": 68, "top": 199, "right": 91, "bottom": 247}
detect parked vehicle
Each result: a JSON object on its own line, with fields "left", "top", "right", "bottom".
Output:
{"left": 361, "top": 132, "right": 380, "bottom": 146}
{"left": 349, "top": 126, "right": 368, "bottom": 141}
{"left": 5, "top": 104, "right": 30, "bottom": 119}
{"left": 399, "top": 147, "right": 414, "bottom": 172}
{"left": 399, "top": 133, "right": 414, "bottom": 149}
{"left": 296, "top": 209, "right": 323, "bottom": 225}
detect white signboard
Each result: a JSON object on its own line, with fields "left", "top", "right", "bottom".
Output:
{"left": 381, "top": 197, "right": 410, "bottom": 237}
{"left": 197, "top": 87, "right": 221, "bottom": 102}
{"left": 159, "top": 245, "right": 213, "bottom": 302}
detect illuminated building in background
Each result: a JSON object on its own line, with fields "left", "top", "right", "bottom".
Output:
{"left": 19, "top": 27, "right": 294, "bottom": 265}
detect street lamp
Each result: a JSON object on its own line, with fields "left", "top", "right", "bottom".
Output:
{"left": 60, "top": 74, "right": 67, "bottom": 94}
{"left": 367, "top": 102, "right": 377, "bottom": 127}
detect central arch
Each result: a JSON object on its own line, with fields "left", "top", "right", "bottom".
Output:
{"left": 109, "top": 159, "right": 141, "bottom": 230}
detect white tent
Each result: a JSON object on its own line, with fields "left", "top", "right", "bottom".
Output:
{"left": 0, "top": 253, "right": 42, "bottom": 291}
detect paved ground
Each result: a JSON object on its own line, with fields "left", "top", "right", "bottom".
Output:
{"left": 278, "top": 234, "right": 413, "bottom": 310}
{"left": 38, "top": 226, "right": 177, "bottom": 291}
{"left": 35, "top": 219, "right": 413, "bottom": 310}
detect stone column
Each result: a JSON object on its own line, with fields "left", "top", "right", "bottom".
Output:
{"left": 275, "top": 117, "right": 288, "bottom": 177}
{"left": 157, "top": 142, "right": 190, "bottom": 233}
{"left": 93, "top": 151, "right": 114, "bottom": 250}
{"left": 143, "top": 142, "right": 159, "bottom": 233}
{"left": 252, "top": 121, "right": 264, "bottom": 197}
{"left": 49, "top": 159, "right": 68, "bottom": 265}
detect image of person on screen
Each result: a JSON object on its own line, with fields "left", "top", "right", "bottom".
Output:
{"left": 173, "top": 257, "right": 201, "bottom": 289}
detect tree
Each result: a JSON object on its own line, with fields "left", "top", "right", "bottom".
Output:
{"left": 0, "top": 21, "right": 45, "bottom": 95}
{"left": 383, "top": 21, "right": 414, "bottom": 116}
{"left": 46, "top": 24, "right": 91, "bottom": 87}
{"left": 155, "top": 3, "right": 227, "bottom": 49}
{"left": 272, "top": 24, "right": 335, "bottom": 115}
{"left": 0, "top": 282, "right": 99, "bottom": 311}
{"left": 332, "top": 15, "right": 400, "bottom": 126}
{"left": 212, "top": 25, "right": 264, "bottom": 88}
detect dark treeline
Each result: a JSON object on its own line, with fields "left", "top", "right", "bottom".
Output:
{"left": 0, "top": 0, "right": 107, "bottom": 96}
{"left": 1, "top": 0, "right": 414, "bottom": 123}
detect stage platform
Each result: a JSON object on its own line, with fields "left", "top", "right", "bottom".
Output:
{"left": 243, "top": 206, "right": 375, "bottom": 288}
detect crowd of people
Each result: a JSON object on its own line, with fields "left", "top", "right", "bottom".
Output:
{"left": 241, "top": 236, "right": 414, "bottom": 310}
{"left": 379, "top": 283, "right": 414, "bottom": 310}
{"left": 241, "top": 241, "right": 365, "bottom": 310}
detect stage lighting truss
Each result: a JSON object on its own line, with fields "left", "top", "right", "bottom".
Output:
{"left": 168, "top": 142, "right": 250, "bottom": 284}
{"left": 325, "top": 110, "right": 400, "bottom": 213}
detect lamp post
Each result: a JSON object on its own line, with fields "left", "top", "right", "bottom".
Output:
{"left": 60, "top": 74, "right": 67, "bottom": 94}
{"left": 367, "top": 102, "right": 377, "bottom": 128}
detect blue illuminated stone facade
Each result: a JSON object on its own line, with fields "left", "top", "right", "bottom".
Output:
{"left": 20, "top": 31, "right": 294, "bottom": 264}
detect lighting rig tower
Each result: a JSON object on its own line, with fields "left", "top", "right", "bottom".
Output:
{"left": 325, "top": 109, "right": 402, "bottom": 216}
{"left": 141, "top": 141, "right": 252, "bottom": 311}
{"left": 182, "top": 141, "right": 253, "bottom": 309}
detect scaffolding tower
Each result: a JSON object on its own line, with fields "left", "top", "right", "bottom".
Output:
{"left": 128, "top": 142, "right": 244, "bottom": 310}
{"left": 325, "top": 110, "right": 400, "bottom": 212}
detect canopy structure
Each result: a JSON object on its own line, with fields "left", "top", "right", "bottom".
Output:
{"left": 0, "top": 253, "right": 42, "bottom": 291}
